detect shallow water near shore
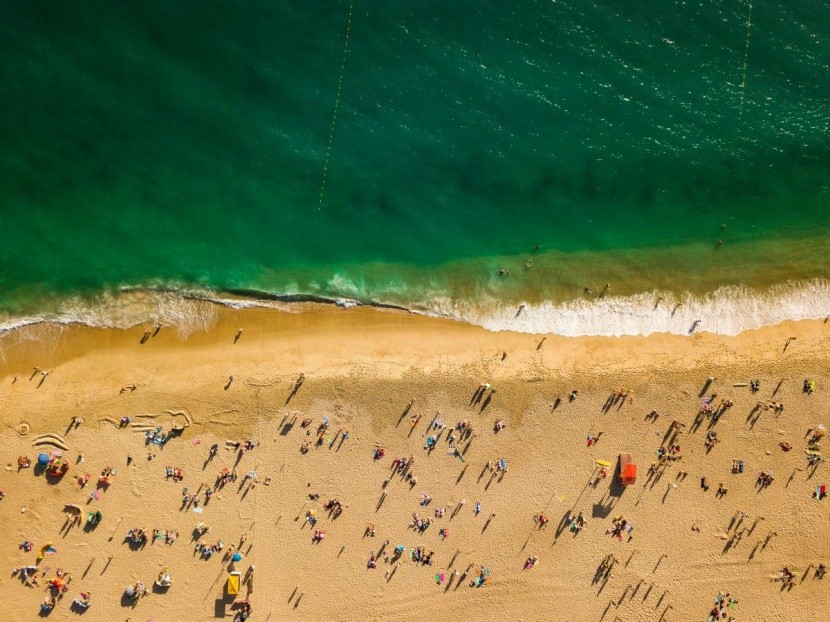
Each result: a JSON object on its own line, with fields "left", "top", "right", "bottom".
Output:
{"left": 1, "top": 1, "right": 829, "bottom": 335}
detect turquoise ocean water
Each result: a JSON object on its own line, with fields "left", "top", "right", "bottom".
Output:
{"left": 1, "top": 1, "right": 829, "bottom": 335}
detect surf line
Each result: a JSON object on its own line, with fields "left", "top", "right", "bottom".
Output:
{"left": 737, "top": 0, "right": 753, "bottom": 121}
{"left": 317, "top": 0, "right": 355, "bottom": 213}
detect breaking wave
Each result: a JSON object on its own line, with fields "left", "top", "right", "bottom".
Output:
{"left": 1, "top": 279, "right": 828, "bottom": 339}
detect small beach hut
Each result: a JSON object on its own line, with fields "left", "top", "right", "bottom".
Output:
{"left": 619, "top": 453, "right": 637, "bottom": 485}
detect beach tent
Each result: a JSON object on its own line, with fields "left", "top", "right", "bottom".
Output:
{"left": 37, "top": 542, "right": 55, "bottom": 563}
{"left": 38, "top": 453, "right": 49, "bottom": 466}
{"left": 232, "top": 552, "right": 243, "bottom": 562}
{"left": 226, "top": 571, "right": 241, "bottom": 596}
{"left": 619, "top": 453, "right": 637, "bottom": 485}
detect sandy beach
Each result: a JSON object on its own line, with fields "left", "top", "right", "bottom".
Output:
{"left": 0, "top": 305, "right": 827, "bottom": 621}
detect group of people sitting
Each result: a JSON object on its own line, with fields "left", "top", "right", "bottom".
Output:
{"left": 605, "top": 515, "right": 632, "bottom": 540}
{"left": 127, "top": 528, "right": 148, "bottom": 544}
{"left": 409, "top": 512, "right": 432, "bottom": 533}
{"left": 567, "top": 512, "right": 585, "bottom": 534}
{"left": 656, "top": 443, "right": 682, "bottom": 461}
{"left": 215, "top": 466, "right": 238, "bottom": 488}
{"left": 756, "top": 470, "right": 775, "bottom": 488}
{"left": 323, "top": 498, "right": 343, "bottom": 518}
{"left": 145, "top": 427, "right": 170, "bottom": 446}
{"left": 164, "top": 466, "right": 184, "bottom": 481}
{"left": 409, "top": 546, "right": 434, "bottom": 565}
{"left": 707, "top": 591, "right": 738, "bottom": 621}
{"left": 153, "top": 528, "right": 179, "bottom": 544}
{"left": 194, "top": 539, "right": 225, "bottom": 558}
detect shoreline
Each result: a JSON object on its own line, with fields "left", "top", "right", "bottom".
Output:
{"left": 1, "top": 276, "right": 829, "bottom": 340}
{"left": 2, "top": 303, "right": 830, "bottom": 381}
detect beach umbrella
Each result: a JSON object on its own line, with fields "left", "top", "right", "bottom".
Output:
{"left": 37, "top": 541, "right": 54, "bottom": 562}
{"left": 38, "top": 453, "right": 49, "bottom": 466}
{"left": 231, "top": 552, "right": 243, "bottom": 562}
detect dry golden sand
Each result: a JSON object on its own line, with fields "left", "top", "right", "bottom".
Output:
{"left": 0, "top": 305, "right": 828, "bottom": 622}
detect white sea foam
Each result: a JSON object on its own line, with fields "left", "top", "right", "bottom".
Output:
{"left": 0, "top": 289, "right": 218, "bottom": 339}
{"left": 0, "top": 279, "right": 827, "bottom": 340}
{"left": 439, "top": 280, "right": 830, "bottom": 337}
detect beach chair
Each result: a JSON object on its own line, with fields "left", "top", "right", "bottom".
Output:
{"left": 226, "top": 571, "right": 241, "bottom": 596}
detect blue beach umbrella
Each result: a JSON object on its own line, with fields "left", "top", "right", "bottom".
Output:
{"left": 232, "top": 552, "right": 243, "bottom": 562}
{"left": 37, "top": 453, "right": 49, "bottom": 466}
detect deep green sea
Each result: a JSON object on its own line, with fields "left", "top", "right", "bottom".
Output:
{"left": 1, "top": 1, "right": 829, "bottom": 335}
